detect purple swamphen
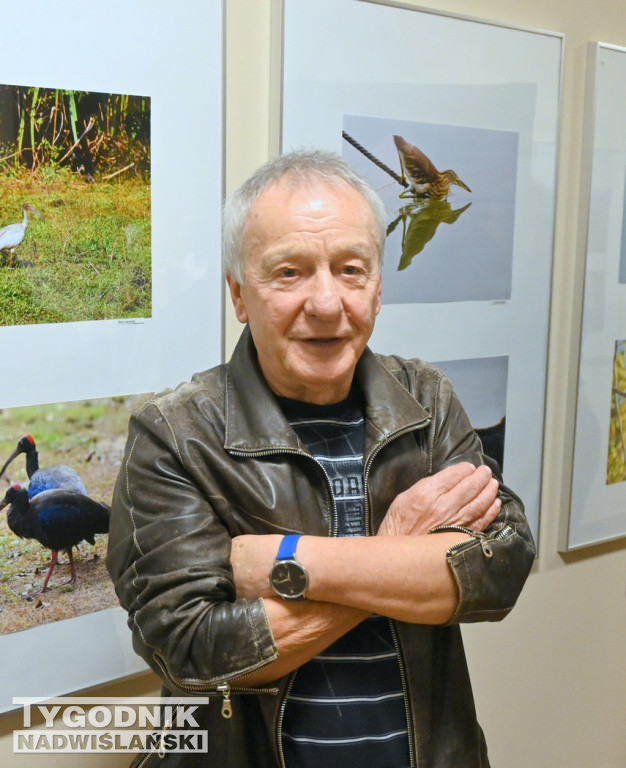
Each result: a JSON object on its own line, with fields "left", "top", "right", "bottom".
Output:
{"left": 0, "top": 434, "right": 87, "bottom": 497}
{"left": 0, "top": 484, "right": 110, "bottom": 593}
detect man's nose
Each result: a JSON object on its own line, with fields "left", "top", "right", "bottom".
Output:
{"left": 304, "top": 269, "right": 343, "bottom": 318}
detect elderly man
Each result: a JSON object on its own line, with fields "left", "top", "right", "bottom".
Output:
{"left": 107, "top": 150, "right": 535, "bottom": 768}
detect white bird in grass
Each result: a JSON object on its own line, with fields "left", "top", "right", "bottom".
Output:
{"left": 0, "top": 203, "right": 43, "bottom": 266}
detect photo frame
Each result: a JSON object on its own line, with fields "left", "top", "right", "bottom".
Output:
{"left": 0, "top": 0, "right": 224, "bottom": 712}
{"left": 276, "top": 0, "right": 564, "bottom": 544}
{"left": 563, "top": 43, "right": 626, "bottom": 551}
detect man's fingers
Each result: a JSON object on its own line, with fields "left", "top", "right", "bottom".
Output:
{"left": 455, "top": 477, "right": 500, "bottom": 528}
{"left": 470, "top": 497, "right": 503, "bottom": 532}
{"left": 434, "top": 461, "right": 477, "bottom": 484}
{"left": 382, "top": 463, "right": 501, "bottom": 537}
{"left": 437, "top": 464, "right": 494, "bottom": 510}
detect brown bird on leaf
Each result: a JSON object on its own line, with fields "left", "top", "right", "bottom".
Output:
{"left": 393, "top": 135, "right": 471, "bottom": 200}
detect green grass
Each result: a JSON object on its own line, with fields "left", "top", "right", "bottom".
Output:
{"left": 0, "top": 170, "right": 151, "bottom": 325}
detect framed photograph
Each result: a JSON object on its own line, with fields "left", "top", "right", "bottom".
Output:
{"left": 563, "top": 43, "right": 626, "bottom": 551}
{"left": 277, "top": 0, "right": 564, "bottom": 544}
{"left": 0, "top": 0, "right": 224, "bottom": 711}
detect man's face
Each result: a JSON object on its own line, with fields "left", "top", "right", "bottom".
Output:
{"left": 228, "top": 178, "right": 382, "bottom": 404}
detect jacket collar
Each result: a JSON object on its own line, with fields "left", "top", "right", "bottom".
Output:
{"left": 224, "top": 325, "right": 430, "bottom": 454}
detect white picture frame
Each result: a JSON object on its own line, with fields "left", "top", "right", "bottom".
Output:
{"left": 563, "top": 43, "right": 626, "bottom": 551}
{"left": 0, "top": 0, "right": 224, "bottom": 712}
{"left": 277, "top": 0, "right": 564, "bottom": 545}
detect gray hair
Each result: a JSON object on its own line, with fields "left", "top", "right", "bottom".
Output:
{"left": 222, "top": 149, "right": 387, "bottom": 282}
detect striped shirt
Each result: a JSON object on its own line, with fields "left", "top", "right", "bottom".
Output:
{"left": 277, "top": 390, "right": 411, "bottom": 768}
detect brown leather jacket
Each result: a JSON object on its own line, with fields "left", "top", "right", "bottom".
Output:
{"left": 107, "top": 326, "right": 535, "bottom": 767}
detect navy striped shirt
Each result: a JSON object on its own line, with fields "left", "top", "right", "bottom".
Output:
{"left": 278, "top": 391, "right": 411, "bottom": 768}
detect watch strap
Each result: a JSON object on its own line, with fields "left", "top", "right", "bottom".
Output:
{"left": 276, "top": 533, "right": 302, "bottom": 561}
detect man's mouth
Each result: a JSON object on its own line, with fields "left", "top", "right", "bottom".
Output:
{"left": 301, "top": 336, "right": 345, "bottom": 344}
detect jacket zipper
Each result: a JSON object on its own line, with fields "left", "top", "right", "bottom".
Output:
{"left": 276, "top": 670, "right": 298, "bottom": 768}
{"left": 130, "top": 701, "right": 204, "bottom": 766}
{"left": 388, "top": 619, "right": 417, "bottom": 768}
{"left": 428, "top": 523, "right": 511, "bottom": 558}
{"left": 153, "top": 651, "right": 280, "bottom": 717}
{"left": 362, "top": 420, "right": 428, "bottom": 766}
{"left": 363, "top": 421, "right": 430, "bottom": 536}
{"left": 134, "top": 750, "right": 157, "bottom": 767}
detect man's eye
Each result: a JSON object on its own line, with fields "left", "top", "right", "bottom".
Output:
{"left": 280, "top": 267, "right": 297, "bottom": 278}
{"left": 343, "top": 265, "right": 362, "bottom": 275}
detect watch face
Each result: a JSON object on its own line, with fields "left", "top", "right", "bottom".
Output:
{"left": 270, "top": 560, "right": 308, "bottom": 599}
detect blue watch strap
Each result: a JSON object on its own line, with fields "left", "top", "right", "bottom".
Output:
{"left": 276, "top": 534, "right": 301, "bottom": 561}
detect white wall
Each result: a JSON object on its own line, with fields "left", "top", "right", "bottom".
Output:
{"left": 1, "top": 1, "right": 625, "bottom": 766}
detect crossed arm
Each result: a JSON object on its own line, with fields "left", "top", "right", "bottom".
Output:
{"left": 230, "top": 462, "right": 501, "bottom": 684}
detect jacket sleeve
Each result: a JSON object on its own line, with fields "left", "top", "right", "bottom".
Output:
{"left": 429, "top": 373, "right": 536, "bottom": 624}
{"left": 106, "top": 401, "right": 278, "bottom": 695}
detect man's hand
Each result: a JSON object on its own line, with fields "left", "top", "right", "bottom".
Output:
{"left": 378, "top": 462, "right": 501, "bottom": 537}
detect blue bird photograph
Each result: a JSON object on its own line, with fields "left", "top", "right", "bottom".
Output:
{"left": 0, "top": 83, "right": 151, "bottom": 326}
{"left": 0, "top": 393, "right": 147, "bottom": 635}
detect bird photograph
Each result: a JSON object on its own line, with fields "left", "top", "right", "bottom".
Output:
{"left": 0, "top": 392, "right": 146, "bottom": 636}
{"left": 0, "top": 82, "right": 151, "bottom": 327}
{"left": 342, "top": 113, "right": 517, "bottom": 304}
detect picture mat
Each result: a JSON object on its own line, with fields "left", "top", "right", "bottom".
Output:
{"left": 0, "top": 0, "right": 223, "bottom": 710}
{"left": 281, "top": 0, "right": 563, "bottom": 540}
{"left": 568, "top": 44, "right": 626, "bottom": 549}
{"left": 0, "top": 0, "right": 223, "bottom": 409}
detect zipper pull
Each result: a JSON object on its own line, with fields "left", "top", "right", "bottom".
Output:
{"left": 471, "top": 531, "right": 493, "bottom": 558}
{"left": 217, "top": 683, "right": 233, "bottom": 719}
{"left": 429, "top": 524, "right": 494, "bottom": 557}
{"left": 157, "top": 717, "right": 173, "bottom": 759}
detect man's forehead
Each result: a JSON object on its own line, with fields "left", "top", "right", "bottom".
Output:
{"left": 259, "top": 175, "right": 364, "bottom": 206}
{"left": 248, "top": 177, "right": 373, "bottom": 230}
{"left": 240, "top": 175, "right": 382, "bottom": 268}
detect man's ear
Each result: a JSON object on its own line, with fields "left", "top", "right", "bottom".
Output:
{"left": 226, "top": 275, "right": 249, "bottom": 323}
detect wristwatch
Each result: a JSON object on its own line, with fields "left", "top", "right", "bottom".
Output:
{"left": 269, "top": 534, "right": 308, "bottom": 600}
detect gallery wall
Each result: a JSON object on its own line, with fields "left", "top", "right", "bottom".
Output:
{"left": 0, "top": 1, "right": 625, "bottom": 767}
